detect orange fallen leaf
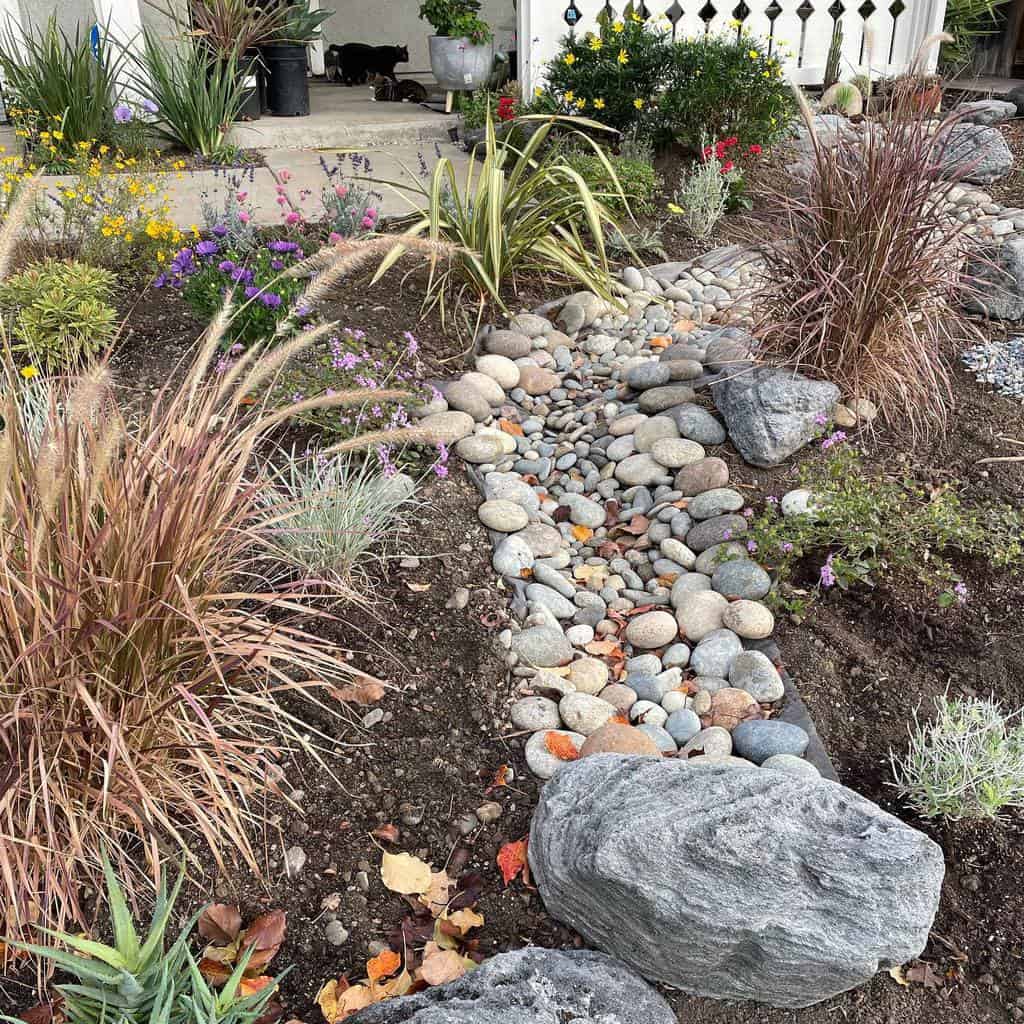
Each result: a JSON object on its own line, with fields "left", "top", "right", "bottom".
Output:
{"left": 518, "top": 567, "right": 534, "bottom": 579}
{"left": 198, "top": 958, "right": 233, "bottom": 986}
{"left": 487, "top": 764, "right": 510, "bottom": 791}
{"left": 238, "top": 976, "right": 275, "bottom": 998}
{"left": 418, "top": 943, "right": 472, "bottom": 986}
{"left": 570, "top": 524, "right": 594, "bottom": 542}
{"left": 372, "top": 823, "right": 400, "bottom": 843}
{"left": 243, "top": 910, "right": 286, "bottom": 952}
{"left": 497, "top": 838, "right": 528, "bottom": 886}
{"left": 332, "top": 680, "right": 386, "bottom": 705}
{"left": 445, "top": 908, "right": 485, "bottom": 935}
{"left": 498, "top": 418, "right": 525, "bottom": 437}
{"left": 198, "top": 904, "right": 242, "bottom": 944}
{"left": 619, "top": 514, "right": 649, "bottom": 536}
{"left": 544, "top": 732, "right": 580, "bottom": 761}
{"left": 673, "top": 318, "right": 697, "bottom": 333}
{"left": 648, "top": 334, "right": 672, "bottom": 348}
{"left": 238, "top": 394, "right": 258, "bottom": 406}
{"left": 584, "top": 638, "right": 624, "bottom": 659}
{"left": 366, "top": 950, "right": 401, "bottom": 983}
{"left": 611, "top": 714, "right": 630, "bottom": 725}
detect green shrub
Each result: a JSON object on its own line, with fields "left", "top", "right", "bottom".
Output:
{"left": 742, "top": 442, "right": 1024, "bottom": 614}
{"left": 658, "top": 32, "right": 793, "bottom": 148}
{"left": 543, "top": 4, "right": 673, "bottom": 138}
{"left": 563, "top": 151, "right": 660, "bottom": 215}
{"left": 669, "top": 152, "right": 732, "bottom": 238}
{"left": 0, "top": 259, "right": 118, "bottom": 370}
{"left": 375, "top": 114, "right": 625, "bottom": 320}
{"left": 892, "top": 696, "right": 1024, "bottom": 821}
{"left": 5, "top": 854, "right": 283, "bottom": 1024}
{"left": 0, "top": 16, "right": 125, "bottom": 163}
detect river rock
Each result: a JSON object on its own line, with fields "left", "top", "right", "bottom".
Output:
{"left": 478, "top": 499, "right": 530, "bottom": 533}
{"left": 956, "top": 98, "right": 1017, "bottom": 125}
{"left": 665, "top": 707, "right": 702, "bottom": 745}
{"left": 580, "top": 722, "right": 661, "bottom": 757}
{"left": 625, "top": 610, "right": 678, "bottom": 649}
{"left": 444, "top": 379, "right": 492, "bottom": 421}
{"left": 561, "top": 494, "right": 606, "bottom": 528}
{"left": 518, "top": 523, "right": 564, "bottom": 557}
{"left": 529, "top": 756, "right": 945, "bottom": 1008}
{"left": 965, "top": 236, "right": 1024, "bottom": 320}
{"left": 627, "top": 362, "right": 672, "bottom": 390}
{"left": 689, "top": 629, "right": 743, "bottom": 678}
{"left": 712, "top": 559, "right": 771, "bottom": 600}
{"left": 475, "top": 353, "right": 520, "bottom": 390}
{"left": 559, "top": 693, "right": 617, "bottom": 735}
{"left": 615, "top": 453, "right": 669, "bottom": 487}
{"left": 513, "top": 626, "right": 573, "bottom": 667}
{"left": 686, "top": 514, "right": 747, "bottom": 553}
{"left": 511, "top": 696, "right": 561, "bottom": 731}
{"left": 688, "top": 488, "right": 745, "bottom": 520}
{"left": 669, "top": 404, "right": 728, "bottom": 445}
{"left": 674, "top": 590, "right": 728, "bottom": 641}
{"left": 524, "top": 730, "right": 585, "bottom": 779}
{"left": 519, "top": 365, "right": 560, "bottom": 396}
{"left": 598, "top": 683, "right": 639, "bottom": 713}
{"left": 509, "top": 312, "right": 552, "bottom": 337}
{"left": 763, "top": 753, "right": 821, "bottom": 778}
{"left": 728, "top": 649, "right": 784, "bottom": 702}
{"left": 457, "top": 434, "right": 508, "bottom": 464}
{"left": 639, "top": 385, "right": 697, "bottom": 413}
{"left": 418, "top": 410, "right": 475, "bottom": 444}
{"left": 713, "top": 367, "right": 840, "bottom": 468}
{"left": 732, "top": 719, "right": 810, "bottom": 764}
{"left": 460, "top": 370, "right": 506, "bottom": 407}
{"left": 568, "top": 657, "right": 610, "bottom": 695}
{"left": 485, "top": 472, "right": 541, "bottom": 511}
{"left": 634, "top": 416, "right": 679, "bottom": 453}
{"left": 675, "top": 457, "right": 729, "bottom": 496}
{"left": 484, "top": 329, "right": 532, "bottom": 359}
{"left": 492, "top": 534, "right": 534, "bottom": 576}
{"left": 650, "top": 437, "right": 705, "bottom": 469}
{"left": 527, "top": 583, "right": 576, "bottom": 619}
{"left": 722, "top": 600, "right": 774, "bottom": 639}
{"left": 934, "top": 122, "right": 1013, "bottom": 184}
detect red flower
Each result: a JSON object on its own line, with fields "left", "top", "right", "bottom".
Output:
{"left": 497, "top": 96, "right": 516, "bottom": 121}
{"left": 748, "top": 143, "right": 762, "bottom": 155}
{"left": 721, "top": 160, "right": 735, "bottom": 173}
{"left": 723, "top": 136, "right": 738, "bottom": 147}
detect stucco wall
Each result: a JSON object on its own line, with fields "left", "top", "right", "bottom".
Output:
{"left": 318, "top": 0, "right": 517, "bottom": 79}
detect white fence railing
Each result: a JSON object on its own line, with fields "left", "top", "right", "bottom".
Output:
{"left": 519, "top": 0, "right": 947, "bottom": 94}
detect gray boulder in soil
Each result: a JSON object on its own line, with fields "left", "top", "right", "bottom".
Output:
{"left": 933, "top": 123, "right": 1013, "bottom": 184}
{"left": 713, "top": 366, "right": 839, "bottom": 468}
{"left": 964, "top": 236, "right": 1024, "bottom": 320}
{"left": 529, "top": 755, "right": 945, "bottom": 1010}
{"left": 346, "top": 947, "right": 676, "bottom": 1024}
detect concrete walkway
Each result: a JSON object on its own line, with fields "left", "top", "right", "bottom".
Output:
{"left": 39, "top": 137, "right": 474, "bottom": 233}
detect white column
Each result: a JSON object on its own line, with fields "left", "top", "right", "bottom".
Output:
{"left": 0, "top": 0, "right": 23, "bottom": 53}
{"left": 93, "top": 0, "right": 146, "bottom": 96}
{"left": 905, "top": 0, "right": 948, "bottom": 72}
{"left": 521, "top": 0, "right": 570, "bottom": 96}
{"left": 308, "top": 0, "right": 326, "bottom": 76}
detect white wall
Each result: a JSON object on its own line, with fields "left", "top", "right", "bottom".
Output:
{"left": 318, "top": 0, "right": 517, "bottom": 80}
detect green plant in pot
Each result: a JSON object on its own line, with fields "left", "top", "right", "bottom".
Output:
{"left": 419, "top": 0, "right": 494, "bottom": 92}
{"left": 262, "top": 1, "right": 332, "bottom": 117}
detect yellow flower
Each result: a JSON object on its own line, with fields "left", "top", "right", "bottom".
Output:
{"left": 617, "top": 48, "right": 629, "bottom": 65}
{"left": 190, "top": 224, "right": 200, "bottom": 237}
{"left": 588, "top": 35, "right": 602, "bottom": 50}
{"left": 729, "top": 17, "right": 742, "bottom": 27}
{"left": 762, "top": 70, "right": 771, "bottom": 78}
{"left": 20, "top": 365, "right": 39, "bottom": 380}
{"left": 594, "top": 97, "right": 606, "bottom": 110}
{"left": 534, "top": 86, "right": 544, "bottom": 97}
{"left": 52, "top": 130, "right": 63, "bottom": 141}
{"left": 564, "top": 52, "right": 576, "bottom": 65}
{"left": 612, "top": 20, "right": 625, "bottom": 33}
{"left": 667, "top": 202, "right": 684, "bottom": 214}
{"left": 748, "top": 49, "right": 759, "bottom": 59}
{"left": 633, "top": 98, "right": 644, "bottom": 109}
{"left": 629, "top": 10, "right": 643, "bottom": 21}
{"left": 99, "top": 144, "right": 109, "bottom": 155}
{"left": 575, "top": 97, "right": 586, "bottom": 110}
{"left": 565, "top": 90, "right": 575, "bottom": 102}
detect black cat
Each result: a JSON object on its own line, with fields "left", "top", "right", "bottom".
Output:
{"left": 327, "top": 43, "right": 409, "bottom": 86}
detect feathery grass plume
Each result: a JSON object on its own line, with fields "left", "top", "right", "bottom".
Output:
{"left": 751, "top": 74, "right": 979, "bottom": 437}
{"left": 0, "top": 275, "right": 442, "bottom": 954}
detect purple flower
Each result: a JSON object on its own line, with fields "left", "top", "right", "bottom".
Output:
{"left": 722, "top": 529, "right": 732, "bottom": 541}
{"left": 766, "top": 495, "right": 779, "bottom": 505}
{"left": 114, "top": 104, "right": 133, "bottom": 124}
{"left": 954, "top": 581, "right": 968, "bottom": 605}
{"left": 746, "top": 540, "right": 758, "bottom": 553}
{"left": 231, "top": 266, "right": 254, "bottom": 285}
{"left": 821, "top": 430, "right": 848, "bottom": 451}
{"left": 261, "top": 291, "right": 282, "bottom": 308}
{"left": 814, "top": 412, "right": 828, "bottom": 427}
{"left": 742, "top": 507, "right": 754, "bottom": 518}
{"left": 433, "top": 441, "right": 450, "bottom": 479}
{"left": 141, "top": 98, "right": 158, "bottom": 114}
{"left": 781, "top": 542, "right": 793, "bottom": 553}
{"left": 270, "top": 258, "right": 284, "bottom": 271}
{"left": 267, "top": 239, "right": 300, "bottom": 253}
{"left": 244, "top": 285, "right": 259, "bottom": 299}
{"left": 819, "top": 554, "right": 836, "bottom": 589}
{"left": 196, "top": 240, "right": 219, "bottom": 257}
{"left": 212, "top": 223, "right": 228, "bottom": 237}
{"left": 377, "top": 444, "right": 397, "bottom": 478}
{"left": 404, "top": 331, "right": 419, "bottom": 356}
{"left": 154, "top": 272, "right": 168, "bottom": 288}
{"left": 218, "top": 259, "right": 236, "bottom": 273}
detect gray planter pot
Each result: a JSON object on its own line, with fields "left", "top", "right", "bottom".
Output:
{"left": 428, "top": 35, "right": 494, "bottom": 90}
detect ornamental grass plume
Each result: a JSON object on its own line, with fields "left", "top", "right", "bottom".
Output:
{"left": 752, "top": 32, "right": 980, "bottom": 438}
{"left": 0, "top": 229, "right": 445, "bottom": 957}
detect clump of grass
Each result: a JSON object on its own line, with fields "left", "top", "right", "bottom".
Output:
{"left": 0, "top": 228, "right": 444, "bottom": 950}
{"left": 754, "top": 72, "right": 976, "bottom": 435}
{"left": 892, "top": 695, "right": 1024, "bottom": 821}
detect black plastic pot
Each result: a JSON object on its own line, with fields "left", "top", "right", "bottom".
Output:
{"left": 262, "top": 43, "right": 310, "bottom": 117}
{"left": 236, "top": 51, "right": 264, "bottom": 121}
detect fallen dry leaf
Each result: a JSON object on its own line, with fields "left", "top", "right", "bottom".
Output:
{"left": 619, "top": 514, "right": 649, "bottom": 536}
{"left": 332, "top": 680, "right": 386, "bottom": 705}
{"left": 243, "top": 910, "right": 287, "bottom": 952}
{"left": 583, "top": 638, "right": 622, "bottom": 657}
{"left": 648, "top": 334, "right": 672, "bottom": 348}
{"left": 544, "top": 732, "right": 579, "bottom": 762}
{"left": 238, "top": 976, "right": 275, "bottom": 998}
{"left": 498, "top": 418, "right": 525, "bottom": 437}
{"left": 320, "top": 893, "right": 342, "bottom": 913}
{"left": 888, "top": 965, "right": 909, "bottom": 987}
{"left": 486, "top": 764, "right": 510, "bottom": 792}
{"left": 905, "top": 963, "right": 943, "bottom": 989}
{"left": 198, "top": 904, "right": 242, "bottom": 945}
{"left": 372, "top": 823, "right": 400, "bottom": 843}
{"left": 417, "top": 869, "right": 456, "bottom": 917}
{"left": 418, "top": 943, "right": 471, "bottom": 986}
{"left": 406, "top": 582, "right": 431, "bottom": 593}
{"left": 366, "top": 950, "right": 401, "bottom": 983}
{"left": 570, "top": 524, "right": 594, "bottom": 543}
{"left": 198, "top": 958, "right": 233, "bottom": 986}
{"left": 673, "top": 318, "right": 697, "bottom": 333}
{"left": 381, "top": 852, "right": 433, "bottom": 896}
{"left": 445, "top": 908, "right": 484, "bottom": 935}
{"left": 497, "top": 839, "right": 528, "bottom": 886}
{"left": 317, "top": 978, "right": 372, "bottom": 1023}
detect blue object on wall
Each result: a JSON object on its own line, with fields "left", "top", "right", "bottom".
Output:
{"left": 91, "top": 24, "right": 101, "bottom": 60}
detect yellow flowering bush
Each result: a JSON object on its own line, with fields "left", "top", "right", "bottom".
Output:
{"left": 26, "top": 145, "right": 188, "bottom": 271}
{"left": 544, "top": 2, "right": 672, "bottom": 138}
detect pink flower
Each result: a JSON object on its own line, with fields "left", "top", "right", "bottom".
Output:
{"left": 285, "top": 211, "right": 301, "bottom": 225}
{"left": 746, "top": 540, "right": 758, "bottom": 553}
{"left": 328, "top": 231, "right": 342, "bottom": 244}
{"left": 238, "top": 211, "right": 251, "bottom": 223}
{"left": 278, "top": 169, "right": 292, "bottom": 183}
{"left": 361, "top": 215, "right": 375, "bottom": 229}
{"left": 819, "top": 554, "right": 836, "bottom": 589}
{"left": 334, "top": 183, "right": 349, "bottom": 198}
{"left": 365, "top": 207, "right": 378, "bottom": 218}
{"left": 236, "top": 191, "right": 248, "bottom": 201}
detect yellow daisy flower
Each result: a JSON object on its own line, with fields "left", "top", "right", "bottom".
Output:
{"left": 589, "top": 36, "right": 602, "bottom": 50}
{"left": 565, "top": 90, "right": 575, "bottom": 102}
{"left": 748, "top": 49, "right": 759, "bottom": 59}
{"left": 594, "top": 98, "right": 606, "bottom": 110}
{"left": 20, "top": 365, "right": 39, "bottom": 380}
{"left": 617, "top": 48, "right": 629, "bottom": 65}
{"left": 575, "top": 97, "right": 587, "bottom": 110}
{"left": 633, "top": 97, "right": 645, "bottom": 109}
{"left": 612, "top": 20, "right": 625, "bottom": 33}
{"left": 564, "top": 53, "right": 576, "bottom": 65}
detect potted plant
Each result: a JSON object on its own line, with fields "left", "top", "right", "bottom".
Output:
{"left": 262, "top": 1, "right": 332, "bottom": 116}
{"left": 419, "top": 0, "right": 494, "bottom": 93}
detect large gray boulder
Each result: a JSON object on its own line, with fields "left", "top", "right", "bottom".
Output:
{"left": 713, "top": 366, "right": 839, "bottom": 468}
{"left": 934, "top": 123, "right": 1013, "bottom": 184}
{"left": 964, "top": 236, "right": 1024, "bottom": 320}
{"left": 346, "top": 947, "right": 676, "bottom": 1024}
{"left": 529, "top": 755, "right": 945, "bottom": 1009}
{"left": 955, "top": 99, "right": 1018, "bottom": 126}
